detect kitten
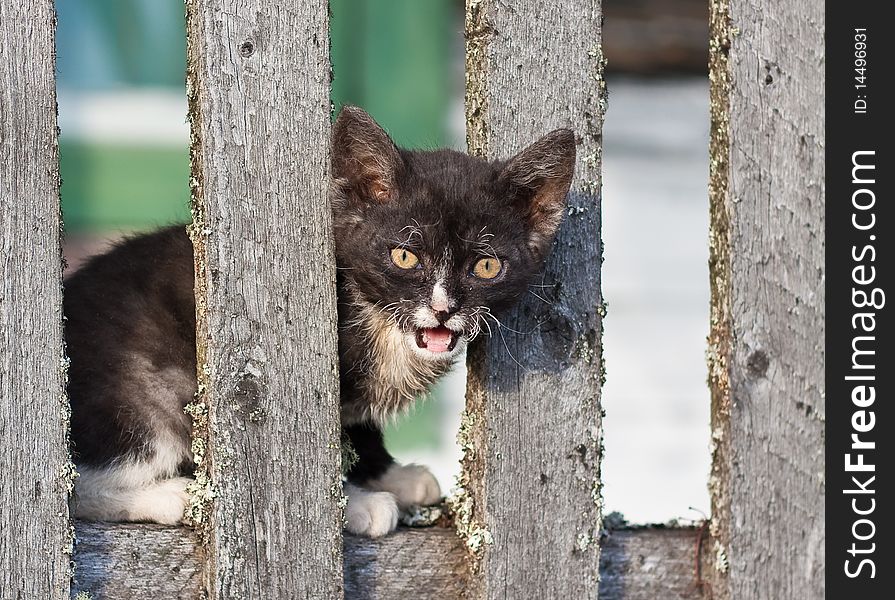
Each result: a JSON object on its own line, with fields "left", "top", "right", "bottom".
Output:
{"left": 65, "top": 106, "right": 575, "bottom": 537}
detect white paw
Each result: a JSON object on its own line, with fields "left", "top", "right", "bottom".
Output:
{"left": 344, "top": 483, "right": 399, "bottom": 538}
{"left": 127, "top": 476, "right": 191, "bottom": 525}
{"left": 73, "top": 467, "right": 191, "bottom": 525}
{"left": 366, "top": 464, "right": 442, "bottom": 509}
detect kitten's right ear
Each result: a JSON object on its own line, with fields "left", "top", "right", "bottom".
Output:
{"left": 332, "top": 106, "right": 404, "bottom": 203}
{"left": 500, "top": 128, "right": 576, "bottom": 257}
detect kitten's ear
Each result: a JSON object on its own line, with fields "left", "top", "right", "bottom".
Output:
{"left": 500, "top": 129, "right": 576, "bottom": 256}
{"left": 332, "top": 105, "right": 404, "bottom": 203}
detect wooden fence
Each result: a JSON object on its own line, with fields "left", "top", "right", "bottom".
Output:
{"left": 0, "top": 0, "right": 823, "bottom": 598}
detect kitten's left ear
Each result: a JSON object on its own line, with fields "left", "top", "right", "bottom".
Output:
{"left": 500, "top": 129, "right": 576, "bottom": 256}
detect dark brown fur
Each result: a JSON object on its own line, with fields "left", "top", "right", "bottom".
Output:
{"left": 66, "top": 228, "right": 197, "bottom": 468}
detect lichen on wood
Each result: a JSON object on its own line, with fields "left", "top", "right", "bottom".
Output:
{"left": 706, "top": 0, "right": 734, "bottom": 595}
{"left": 461, "top": 0, "right": 606, "bottom": 596}
{"left": 706, "top": 0, "right": 825, "bottom": 597}
{"left": 464, "top": 0, "right": 493, "bottom": 159}
{"left": 184, "top": 0, "right": 343, "bottom": 597}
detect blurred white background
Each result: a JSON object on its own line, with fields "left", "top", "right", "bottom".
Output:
{"left": 599, "top": 77, "right": 710, "bottom": 523}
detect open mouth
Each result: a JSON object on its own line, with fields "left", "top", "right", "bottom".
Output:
{"left": 414, "top": 325, "right": 459, "bottom": 353}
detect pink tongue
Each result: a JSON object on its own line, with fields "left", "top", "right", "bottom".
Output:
{"left": 423, "top": 327, "right": 453, "bottom": 352}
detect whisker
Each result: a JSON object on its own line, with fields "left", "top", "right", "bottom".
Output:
{"left": 527, "top": 290, "right": 554, "bottom": 305}
{"left": 379, "top": 301, "right": 400, "bottom": 314}
{"left": 481, "top": 316, "right": 493, "bottom": 337}
{"left": 482, "top": 307, "right": 541, "bottom": 336}
{"left": 394, "top": 222, "right": 424, "bottom": 247}
{"left": 472, "top": 309, "right": 494, "bottom": 338}
{"left": 490, "top": 315, "right": 525, "bottom": 371}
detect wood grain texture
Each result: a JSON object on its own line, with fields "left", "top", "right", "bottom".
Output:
{"left": 71, "top": 523, "right": 707, "bottom": 599}
{"left": 72, "top": 522, "right": 202, "bottom": 599}
{"left": 0, "top": 2, "right": 72, "bottom": 598}
{"left": 707, "top": 0, "right": 825, "bottom": 598}
{"left": 185, "top": 1, "right": 343, "bottom": 597}
{"left": 343, "top": 530, "right": 468, "bottom": 599}
{"left": 461, "top": 0, "right": 605, "bottom": 596}
{"left": 599, "top": 527, "right": 712, "bottom": 599}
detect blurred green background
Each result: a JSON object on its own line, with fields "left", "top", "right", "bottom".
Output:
{"left": 58, "top": 0, "right": 456, "bottom": 232}
{"left": 58, "top": 0, "right": 460, "bottom": 455}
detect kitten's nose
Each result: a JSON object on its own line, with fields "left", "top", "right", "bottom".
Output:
{"left": 429, "top": 282, "right": 457, "bottom": 322}
{"left": 433, "top": 309, "right": 456, "bottom": 324}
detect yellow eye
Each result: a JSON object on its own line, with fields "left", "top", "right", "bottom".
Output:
{"left": 390, "top": 248, "right": 419, "bottom": 269}
{"left": 473, "top": 257, "right": 502, "bottom": 279}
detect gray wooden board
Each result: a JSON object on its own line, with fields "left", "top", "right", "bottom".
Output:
{"left": 0, "top": 1, "right": 72, "bottom": 598}
{"left": 185, "top": 0, "right": 343, "bottom": 597}
{"left": 599, "top": 527, "right": 713, "bottom": 599}
{"left": 462, "top": 0, "right": 606, "bottom": 596}
{"left": 72, "top": 523, "right": 709, "bottom": 599}
{"left": 72, "top": 523, "right": 203, "bottom": 599}
{"left": 707, "top": 0, "right": 825, "bottom": 598}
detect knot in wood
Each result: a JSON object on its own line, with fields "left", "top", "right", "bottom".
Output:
{"left": 234, "top": 374, "right": 267, "bottom": 424}
{"left": 239, "top": 40, "right": 255, "bottom": 57}
{"left": 746, "top": 349, "right": 769, "bottom": 378}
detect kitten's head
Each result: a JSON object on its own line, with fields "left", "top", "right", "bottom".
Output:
{"left": 331, "top": 106, "right": 575, "bottom": 363}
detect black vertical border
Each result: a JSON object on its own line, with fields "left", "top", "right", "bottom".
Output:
{"left": 827, "top": 5, "right": 893, "bottom": 596}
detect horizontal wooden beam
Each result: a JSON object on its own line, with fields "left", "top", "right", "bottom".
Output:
{"left": 72, "top": 522, "right": 709, "bottom": 599}
{"left": 599, "top": 526, "right": 711, "bottom": 599}
{"left": 72, "top": 522, "right": 203, "bottom": 598}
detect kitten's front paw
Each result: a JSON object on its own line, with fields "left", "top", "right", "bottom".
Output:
{"left": 128, "top": 476, "right": 192, "bottom": 525}
{"left": 72, "top": 470, "right": 191, "bottom": 525}
{"left": 147, "top": 477, "right": 192, "bottom": 525}
{"left": 344, "top": 483, "right": 399, "bottom": 538}
{"left": 367, "top": 464, "right": 442, "bottom": 508}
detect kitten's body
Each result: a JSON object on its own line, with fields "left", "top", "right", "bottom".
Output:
{"left": 65, "top": 229, "right": 197, "bottom": 523}
{"left": 66, "top": 107, "right": 575, "bottom": 536}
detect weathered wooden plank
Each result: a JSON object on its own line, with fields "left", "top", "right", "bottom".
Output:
{"left": 343, "top": 530, "right": 468, "bottom": 599}
{"left": 599, "top": 527, "right": 712, "bottom": 599}
{"left": 707, "top": 0, "right": 825, "bottom": 598}
{"left": 461, "top": 0, "right": 605, "bottom": 596}
{"left": 185, "top": 1, "right": 343, "bottom": 597}
{"left": 72, "top": 522, "right": 202, "bottom": 599}
{"left": 72, "top": 523, "right": 708, "bottom": 599}
{"left": 0, "top": 2, "right": 72, "bottom": 598}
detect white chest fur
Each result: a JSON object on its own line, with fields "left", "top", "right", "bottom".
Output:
{"left": 342, "top": 303, "right": 452, "bottom": 425}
